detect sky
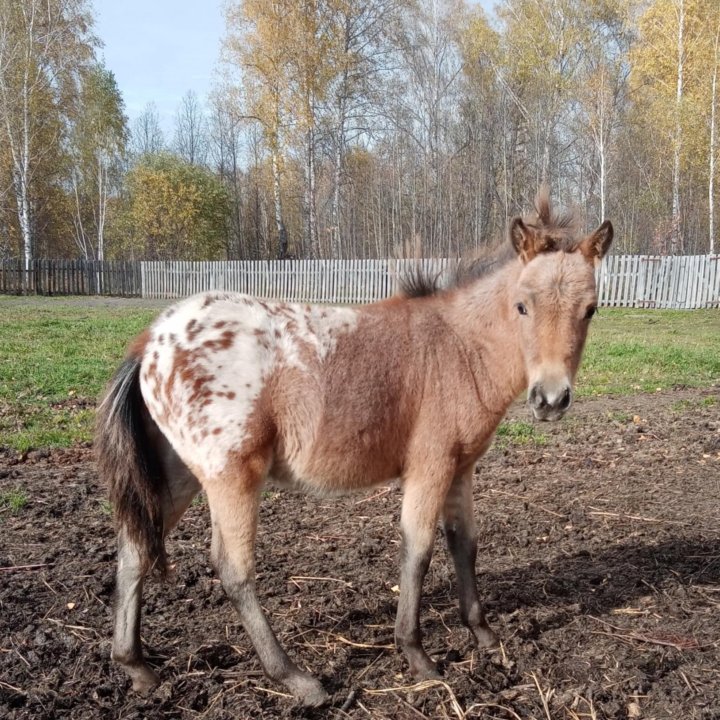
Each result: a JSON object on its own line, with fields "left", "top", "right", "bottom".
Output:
{"left": 94, "top": 0, "right": 496, "bottom": 141}
{"left": 94, "top": 0, "right": 226, "bottom": 138}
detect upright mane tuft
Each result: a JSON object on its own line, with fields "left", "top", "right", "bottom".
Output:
{"left": 534, "top": 186, "right": 554, "bottom": 226}
{"left": 528, "top": 186, "right": 578, "bottom": 243}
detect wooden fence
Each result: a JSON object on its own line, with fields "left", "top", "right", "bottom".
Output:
{"left": 141, "top": 255, "right": 720, "bottom": 309}
{"left": 0, "top": 259, "right": 141, "bottom": 296}
{"left": 1, "top": 255, "right": 719, "bottom": 308}
{"left": 596, "top": 254, "right": 720, "bottom": 308}
{"left": 141, "top": 258, "right": 452, "bottom": 305}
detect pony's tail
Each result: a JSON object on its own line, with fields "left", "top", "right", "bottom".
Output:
{"left": 96, "top": 348, "right": 168, "bottom": 577}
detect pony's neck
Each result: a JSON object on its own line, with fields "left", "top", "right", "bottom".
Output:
{"left": 442, "top": 259, "right": 527, "bottom": 410}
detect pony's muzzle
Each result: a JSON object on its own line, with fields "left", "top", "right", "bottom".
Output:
{"left": 528, "top": 381, "right": 572, "bottom": 421}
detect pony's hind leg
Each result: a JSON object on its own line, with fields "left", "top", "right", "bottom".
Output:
{"left": 203, "top": 457, "right": 329, "bottom": 708}
{"left": 113, "top": 530, "right": 160, "bottom": 692}
{"left": 112, "top": 455, "right": 200, "bottom": 693}
{"left": 442, "top": 469, "right": 498, "bottom": 649}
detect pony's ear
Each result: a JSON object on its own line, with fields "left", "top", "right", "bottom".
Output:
{"left": 510, "top": 217, "right": 538, "bottom": 263}
{"left": 580, "top": 220, "right": 613, "bottom": 265}
{"left": 510, "top": 217, "right": 555, "bottom": 263}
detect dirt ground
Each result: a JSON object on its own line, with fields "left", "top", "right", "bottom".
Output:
{"left": 1, "top": 387, "right": 719, "bottom": 720}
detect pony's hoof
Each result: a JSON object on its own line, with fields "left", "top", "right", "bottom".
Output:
{"left": 130, "top": 667, "right": 161, "bottom": 694}
{"left": 472, "top": 626, "right": 500, "bottom": 649}
{"left": 286, "top": 673, "right": 329, "bottom": 707}
{"left": 413, "top": 665, "right": 441, "bottom": 681}
{"left": 300, "top": 685, "right": 330, "bottom": 708}
{"left": 408, "top": 655, "right": 441, "bottom": 681}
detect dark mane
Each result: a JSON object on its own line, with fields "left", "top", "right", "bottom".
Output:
{"left": 398, "top": 263, "right": 443, "bottom": 298}
{"left": 398, "top": 188, "right": 579, "bottom": 298}
{"left": 398, "top": 246, "right": 512, "bottom": 299}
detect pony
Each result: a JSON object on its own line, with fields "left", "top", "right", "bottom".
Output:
{"left": 96, "top": 190, "right": 612, "bottom": 706}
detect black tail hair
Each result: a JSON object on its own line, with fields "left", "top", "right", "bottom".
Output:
{"left": 96, "top": 356, "right": 168, "bottom": 576}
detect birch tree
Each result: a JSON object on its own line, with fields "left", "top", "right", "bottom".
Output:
{"left": 0, "top": 0, "right": 95, "bottom": 268}
{"left": 575, "top": 1, "right": 631, "bottom": 224}
{"left": 705, "top": 2, "right": 720, "bottom": 253}
{"left": 69, "top": 63, "right": 127, "bottom": 260}
{"left": 387, "top": 0, "right": 465, "bottom": 256}
{"left": 324, "top": 1, "right": 400, "bottom": 256}
{"left": 671, "top": 0, "right": 685, "bottom": 253}
{"left": 632, "top": 0, "right": 710, "bottom": 253}
{"left": 124, "top": 154, "right": 230, "bottom": 260}
{"left": 223, "top": 0, "right": 293, "bottom": 258}
{"left": 496, "top": 0, "right": 587, "bottom": 199}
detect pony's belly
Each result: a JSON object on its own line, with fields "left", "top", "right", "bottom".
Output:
{"left": 270, "top": 451, "right": 401, "bottom": 494}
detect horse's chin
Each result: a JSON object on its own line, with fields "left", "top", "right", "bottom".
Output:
{"left": 530, "top": 406, "right": 568, "bottom": 422}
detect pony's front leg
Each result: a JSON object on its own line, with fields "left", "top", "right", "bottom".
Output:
{"left": 395, "top": 465, "right": 454, "bottom": 679}
{"left": 442, "top": 469, "right": 498, "bottom": 649}
{"left": 204, "top": 469, "right": 329, "bottom": 708}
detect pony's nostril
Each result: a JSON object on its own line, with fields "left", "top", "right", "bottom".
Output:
{"left": 558, "top": 387, "right": 571, "bottom": 411}
{"left": 529, "top": 384, "right": 547, "bottom": 409}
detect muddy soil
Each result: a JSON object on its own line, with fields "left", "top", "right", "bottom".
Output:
{"left": 1, "top": 388, "right": 719, "bottom": 719}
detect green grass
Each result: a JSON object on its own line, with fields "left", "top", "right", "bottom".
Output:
{"left": 0, "top": 488, "right": 29, "bottom": 513}
{"left": 495, "top": 420, "right": 547, "bottom": 447}
{"left": 606, "top": 409, "right": 633, "bottom": 423}
{"left": 0, "top": 298, "right": 158, "bottom": 452}
{"left": 576, "top": 308, "right": 720, "bottom": 396}
{"left": 0, "top": 299, "right": 718, "bottom": 451}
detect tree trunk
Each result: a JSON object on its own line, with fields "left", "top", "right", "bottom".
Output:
{"left": 332, "top": 91, "right": 346, "bottom": 259}
{"left": 71, "top": 171, "right": 90, "bottom": 259}
{"left": 710, "top": 26, "right": 719, "bottom": 255}
{"left": 272, "top": 148, "right": 287, "bottom": 259}
{"left": 19, "top": 63, "right": 32, "bottom": 276}
{"left": 332, "top": 131, "right": 342, "bottom": 257}
{"left": 671, "top": 0, "right": 685, "bottom": 254}
{"left": 97, "top": 155, "right": 107, "bottom": 262}
{"left": 599, "top": 108, "right": 606, "bottom": 222}
{"left": 305, "top": 126, "right": 318, "bottom": 257}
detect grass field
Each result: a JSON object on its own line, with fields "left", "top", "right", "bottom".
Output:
{"left": 0, "top": 297, "right": 718, "bottom": 451}
{"left": 0, "top": 298, "right": 158, "bottom": 451}
{"left": 578, "top": 307, "right": 720, "bottom": 395}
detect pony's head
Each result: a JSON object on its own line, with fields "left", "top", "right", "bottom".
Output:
{"left": 509, "top": 191, "right": 612, "bottom": 421}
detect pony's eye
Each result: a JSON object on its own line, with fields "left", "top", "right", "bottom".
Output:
{"left": 517, "top": 303, "right": 528, "bottom": 316}
{"left": 584, "top": 305, "right": 597, "bottom": 320}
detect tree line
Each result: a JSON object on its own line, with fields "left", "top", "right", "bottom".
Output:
{"left": 1, "top": 0, "right": 719, "bottom": 264}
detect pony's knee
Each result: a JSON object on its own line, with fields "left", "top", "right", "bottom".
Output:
{"left": 217, "top": 560, "right": 255, "bottom": 604}
{"left": 211, "top": 536, "right": 254, "bottom": 598}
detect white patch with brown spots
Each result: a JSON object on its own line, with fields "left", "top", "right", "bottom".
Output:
{"left": 139, "top": 292, "right": 359, "bottom": 478}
